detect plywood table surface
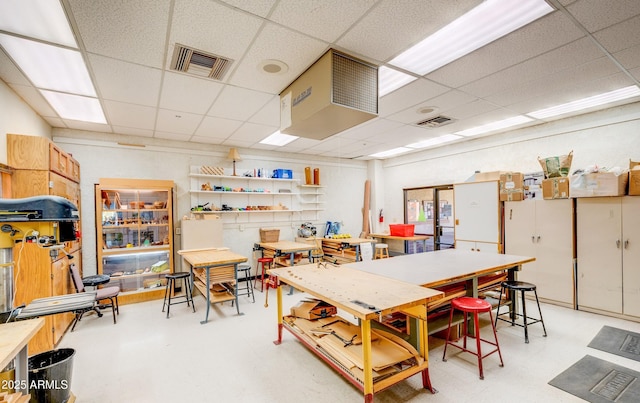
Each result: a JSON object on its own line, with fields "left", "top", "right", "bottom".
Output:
{"left": 0, "top": 318, "right": 45, "bottom": 394}
{"left": 257, "top": 240, "right": 314, "bottom": 253}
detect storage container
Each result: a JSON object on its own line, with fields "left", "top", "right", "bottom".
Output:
{"left": 272, "top": 169, "right": 293, "bottom": 179}
{"left": 259, "top": 228, "right": 280, "bottom": 242}
{"left": 389, "top": 224, "right": 415, "bottom": 237}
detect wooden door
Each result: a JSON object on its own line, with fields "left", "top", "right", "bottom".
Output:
{"left": 535, "top": 199, "right": 575, "bottom": 305}
{"left": 577, "top": 198, "right": 622, "bottom": 313}
{"left": 454, "top": 181, "right": 500, "bottom": 244}
{"left": 622, "top": 197, "right": 640, "bottom": 317}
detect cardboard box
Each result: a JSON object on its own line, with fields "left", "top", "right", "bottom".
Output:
{"left": 474, "top": 171, "right": 506, "bottom": 182}
{"left": 523, "top": 171, "right": 545, "bottom": 200}
{"left": 291, "top": 299, "right": 337, "bottom": 320}
{"left": 569, "top": 171, "right": 628, "bottom": 198}
{"left": 499, "top": 172, "right": 524, "bottom": 201}
{"left": 629, "top": 169, "right": 640, "bottom": 195}
{"left": 542, "top": 177, "right": 570, "bottom": 199}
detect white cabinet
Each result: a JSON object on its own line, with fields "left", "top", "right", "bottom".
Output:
{"left": 454, "top": 181, "right": 501, "bottom": 252}
{"left": 504, "top": 199, "right": 575, "bottom": 306}
{"left": 576, "top": 197, "right": 640, "bottom": 317}
{"left": 298, "top": 184, "right": 324, "bottom": 221}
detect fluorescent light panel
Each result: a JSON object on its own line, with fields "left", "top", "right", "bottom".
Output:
{"left": 369, "top": 147, "right": 411, "bottom": 158}
{"left": 378, "top": 66, "right": 417, "bottom": 97}
{"left": 0, "top": 34, "right": 96, "bottom": 96}
{"left": 389, "top": 0, "right": 553, "bottom": 75}
{"left": 0, "top": 0, "right": 77, "bottom": 48}
{"left": 527, "top": 85, "right": 640, "bottom": 119}
{"left": 406, "top": 134, "right": 462, "bottom": 149}
{"left": 455, "top": 115, "right": 533, "bottom": 137}
{"left": 40, "top": 90, "right": 106, "bottom": 124}
{"left": 260, "top": 131, "right": 299, "bottom": 146}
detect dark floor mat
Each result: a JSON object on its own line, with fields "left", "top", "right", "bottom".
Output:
{"left": 549, "top": 355, "right": 640, "bottom": 402}
{"left": 588, "top": 325, "right": 640, "bottom": 362}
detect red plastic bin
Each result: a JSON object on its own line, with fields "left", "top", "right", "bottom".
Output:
{"left": 389, "top": 224, "right": 415, "bottom": 237}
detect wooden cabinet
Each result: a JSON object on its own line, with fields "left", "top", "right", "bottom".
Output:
{"left": 95, "top": 178, "right": 174, "bottom": 305}
{"left": 576, "top": 197, "right": 640, "bottom": 318}
{"left": 453, "top": 181, "right": 501, "bottom": 253}
{"left": 7, "top": 134, "right": 81, "bottom": 354}
{"left": 504, "top": 199, "right": 575, "bottom": 307}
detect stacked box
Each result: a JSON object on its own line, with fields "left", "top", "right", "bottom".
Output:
{"left": 499, "top": 172, "right": 524, "bottom": 201}
{"left": 569, "top": 172, "right": 628, "bottom": 197}
{"left": 629, "top": 170, "right": 640, "bottom": 195}
{"left": 542, "top": 177, "right": 570, "bottom": 199}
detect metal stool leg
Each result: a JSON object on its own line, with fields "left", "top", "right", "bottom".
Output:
{"left": 473, "top": 311, "right": 483, "bottom": 379}
{"left": 521, "top": 290, "right": 529, "bottom": 343}
{"left": 166, "top": 278, "right": 174, "bottom": 318}
{"left": 533, "top": 289, "right": 547, "bottom": 337}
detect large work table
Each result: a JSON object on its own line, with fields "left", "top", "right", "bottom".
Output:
{"left": 254, "top": 240, "right": 313, "bottom": 266}
{"left": 269, "top": 264, "right": 443, "bottom": 402}
{"left": 0, "top": 318, "right": 45, "bottom": 394}
{"left": 178, "top": 247, "right": 248, "bottom": 324}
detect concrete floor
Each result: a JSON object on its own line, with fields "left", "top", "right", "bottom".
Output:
{"left": 59, "top": 285, "right": 640, "bottom": 402}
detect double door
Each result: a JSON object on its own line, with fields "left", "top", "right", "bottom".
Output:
{"left": 504, "top": 199, "right": 575, "bottom": 306}
{"left": 577, "top": 197, "right": 640, "bottom": 317}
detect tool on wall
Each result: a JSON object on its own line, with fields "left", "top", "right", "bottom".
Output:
{"left": 360, "top": 179, "right": 370, "bottom": 238}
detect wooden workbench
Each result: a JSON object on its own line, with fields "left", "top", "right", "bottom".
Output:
{"left": 178, "top": 247, "right": 248, "bottom": 324}
{"left": 369, "top": 233, "right": 431, "bottom": 254}
{"left": 0, "top": 318, "right": 45, "bottom": 394}
{"left": 269, "top": 264, "right": 443, "bottom": 402}
{"left": 321, "top": 237, "right": 374, "bottom": 262}
{"left": 254, "top": 240, "right": 313, "bottom": 266}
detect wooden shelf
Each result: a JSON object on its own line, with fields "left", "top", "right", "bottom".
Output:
{"left": 189, "top": 173, "right": 298, "bottom": 183}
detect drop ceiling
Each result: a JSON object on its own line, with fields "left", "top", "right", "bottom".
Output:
{"left": 1, "top": 0, "right": 639, "bottom": 160}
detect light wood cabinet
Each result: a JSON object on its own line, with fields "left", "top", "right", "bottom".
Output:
{"left": 504, "top": 199, "right": 575, "bottom": 307}
{"left": 453, "top": 181, "right": 501, "bottom": 252}
{"left": 95, "top": 178, "right": 174, "bottom": 305}
{"left": 7, "top": 134, "right": 81, "bottom": 354}
{"left": 576, "top": 197, "right": 640, "bottom": 318}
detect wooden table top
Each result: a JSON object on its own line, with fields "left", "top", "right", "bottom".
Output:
{"left": 178, "top": 247, "right": 248, "bottom": 267}
{"left": 321, "top": 237, "right": 374, "bottom": 245}
{"left": 269, "top": 264, "right": 443, "bottom": 320}
{"left": 345, "top": 249, "right": 535, "bottom": 288}
{"left": 370, "top": 233, "right": 431, "bottom": 241}
{"left": 0, "top": 318, "right": 45, "bottom": 369}
{"left": 257, "top": 241, "right": 314, "bottom": 252}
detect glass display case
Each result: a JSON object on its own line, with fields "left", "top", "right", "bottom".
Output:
{"left": 95, "top": 178, "right": 174, "bottom": 304}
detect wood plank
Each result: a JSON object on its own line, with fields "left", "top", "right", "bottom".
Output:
{"left": 0, "top": 318, "right": 45, "bottom": 370}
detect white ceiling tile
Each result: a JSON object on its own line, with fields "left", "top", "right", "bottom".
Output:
{"left": 42, "top": 117, "right": 65, "bottom": 127}
{"left": 443, "top": 99, "right": 499, "bottom": 121}
{"left": 156, "top": 108, "right": 202, "bottom": 135}
{"left": 159, "top": 72, "right": 224, "bottom": 114}
{"left": 248, "top": 96, "right": 280, "bottom": 126}
{"left": 614, "top": 44, "right": 640, "bottom": 70}
{"left": 194, "top": 116, "right": 243, "bottom": 139}
{"left": 103, "top": 100, "right": 157, "bottom": 130}
{"left": 228, "top": 122, "right": 278, "bottom": 143}
{"left": 271, "top": 0, "right": 376, "bottom": 43}
{"left": 228, "top": 22, "right": 328, "bottom": 94}
{"left": 631, "top": 67, "right": 640, "bottom": 81}
{"left": 427, "top": 10, "right": 585, "bottom": 88}
{"left": 338, "top": 118, "right": 404, "bottom": 140}
{"left": 67, "top": 0, "right": 170, "bottom": 68}
{"left": 379, "top": 78, "right": 450, "bottom": 117}
{"left": 278, "top": 137, "right": 320, "bottom": 152}
{"left": 8, "top": 84, "right": 57, "bottom": 117}
{"left": 88, "top": 54, "right": 162, "bottom": 106}
{"left": 112, "top": 126, "right": 154, "bottom": 138}
{"left": 217, "top": 0, "right": 277, "bottom": 18}
{"left": 337, "top": 0, "right": 481, "bottom": 62}
{"left": 170, "top": 0, "right": 263, "bottom": 63}
{"left": 387, "top": 90, "right": 477, "bottom": 124}
{"left": 565, "top": 0, "right": 640, "bottom": 33}
{"left": 208, "top": 86, "right": 274, "bottom": 121}
{"left": 303, "top": 136, "right": 358, "bottom": 153}
{"left": 63, "top": 120, "right": 112, "bottom": 132}
{"left": 154, "top": 131, "right": 192, "bottom": 141}
{"left": 593, "top": 15, "right": 640, "bottom": 54}
{"left": 0, "top": 49, "right": 30, "bottom": 85}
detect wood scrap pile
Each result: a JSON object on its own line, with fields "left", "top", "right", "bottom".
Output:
{"left": 284, "top": 315, "right": 422, "bottom": 383}
{"left": 193, "top": 266, "right": 236, "bottom": 290}
{"left": 0, "top": 391, "right": 30, "bottom": 403}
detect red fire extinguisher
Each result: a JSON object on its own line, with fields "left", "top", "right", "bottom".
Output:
{"left": 379, "top": 209, "right": 384, "bottom": 223}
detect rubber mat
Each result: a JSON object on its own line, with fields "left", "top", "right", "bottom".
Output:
{"left": 588, "top": 325, "right": 640, "bottom": 362}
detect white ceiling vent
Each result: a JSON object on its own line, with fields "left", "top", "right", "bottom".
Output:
{"left": 170, "top": 44, "right": 232, "bottom": 80}
{"left": 415, "top": 115, "right": 455, "bottom": 128}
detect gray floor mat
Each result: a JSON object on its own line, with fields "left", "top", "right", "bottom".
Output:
{"left": 588, "top": 325, "right": 640, "bottom": 362}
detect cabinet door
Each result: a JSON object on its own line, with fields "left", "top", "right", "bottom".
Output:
{"left": 51, "top": 256, "right": 75, "bottom": 344}
{"left": 577, "top": 198, "right": 622, "bottom": 313}
{"left": 454, "top": 181, "right": 500, "bottom": 243}
{"left": 535, "top": 199, "right": 574, "bottom": 305}
{"left": 456, "top": 240, "right": 499, "bottom": 253}
{"left": 622, "top": 197, "right": 640, "bottom": 317}
{"left": 504, "top": 200, "right": 537, "bottom": 280}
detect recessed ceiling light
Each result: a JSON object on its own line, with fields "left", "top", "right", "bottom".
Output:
{"left": 378, "top": 66, "right": 417, "bottom": 97}
{"left": 369, "top": 147, "right": 412, "bottom": 158}
{"left": 417, "top": 107, "right": 436, "bottom": 115}
{"left": 259, "top": 59, "right": 289, "bottom": 75}
{"left": 406, "top": 134, "right": 461, "bottom": 149}
{"left": 455, "top": 115, "right": 533, "bottom": 137}
{"left": 260, "top": 130, "right": 298, "bottom": 146}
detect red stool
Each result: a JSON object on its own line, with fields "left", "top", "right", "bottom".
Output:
{"left": 442, "top": 296, "right": 503, "bottom": 380}
{"left": 254, "top": 257, "right": 274, "bottom": 292}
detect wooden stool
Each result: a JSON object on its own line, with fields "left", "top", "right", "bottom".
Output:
{"left": 443, "top": 296, "right": 503, "bottom": 379}
{"left": 254, "top": 257, "right": 274, "bottom": 292}
{"left": 374, "top": 243, "right": 389, "bottom": 259}
{"left": 162, "top": 272, "right": 195, "bottom": 318}
{"left": 495, "top": 280, "right": 547, "bottom": 343}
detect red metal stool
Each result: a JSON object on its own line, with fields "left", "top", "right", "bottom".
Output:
{"left": 254, "top": 257, "right": 274, "bottom": 292}
{"left": 442, "top": 296, "right": 503, "bottom": 380}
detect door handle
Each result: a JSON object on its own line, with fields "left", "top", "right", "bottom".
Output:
{"left": 616, "top": 239, "right": 621, "bottom": 248}
{"left": 625, "top": 239, "right": 629, "bottom": 249}
{"left": 537, "top": 236, "right": 541, "bottom": 243}
{"left": 531, "top": 236, "right": 535, "bottom": 243}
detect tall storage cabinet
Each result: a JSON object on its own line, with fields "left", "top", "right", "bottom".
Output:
{"left": 504, "top": 199, "right": 575, "bottom": 307}
{"left": 453, "top": 181, "right": 501, "bottom": 253}
{"left": 7, "top": 134, "right": 82, "bottom": 354}
{"left": 576, "top": 197, "right": 640, "bottom": 318}
{"left": 95, "top": 178, "right": 175, "bottom": 304}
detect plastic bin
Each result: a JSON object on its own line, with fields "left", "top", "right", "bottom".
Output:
{"left": 389, "top": 224, "right": 415, "bottom": 237}
{"left": 28, "top": 348, "right": 74, "bottom": 403}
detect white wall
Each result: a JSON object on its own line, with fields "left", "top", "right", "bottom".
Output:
{"left": 53, "top": 131, "right": 367, "bottom": 275}
{"left": 0, "top": 80, "right": 52, "bottom": 164}
{"left": 380, "top": 101, "right": 640, "bottom": 228}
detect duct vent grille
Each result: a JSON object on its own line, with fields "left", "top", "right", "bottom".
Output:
{"left": 332, "top": 52, "right": 378, "bottom": 114}
{"left": 170, "top": 44, "right": 232, "bottom": 80}
{"left": 415, "top": 115, "right": 454, "bottom": 128}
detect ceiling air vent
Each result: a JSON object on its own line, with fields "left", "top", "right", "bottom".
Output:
{"left": 415, "top": 115, "right": 454, "bottom": 128}
{"left": 170, "top": 44, "right": 232, "bottom": 80}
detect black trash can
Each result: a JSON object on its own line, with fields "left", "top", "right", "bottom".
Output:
{"left": 28, "top": 348, "right": 74, "bottom": 403}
